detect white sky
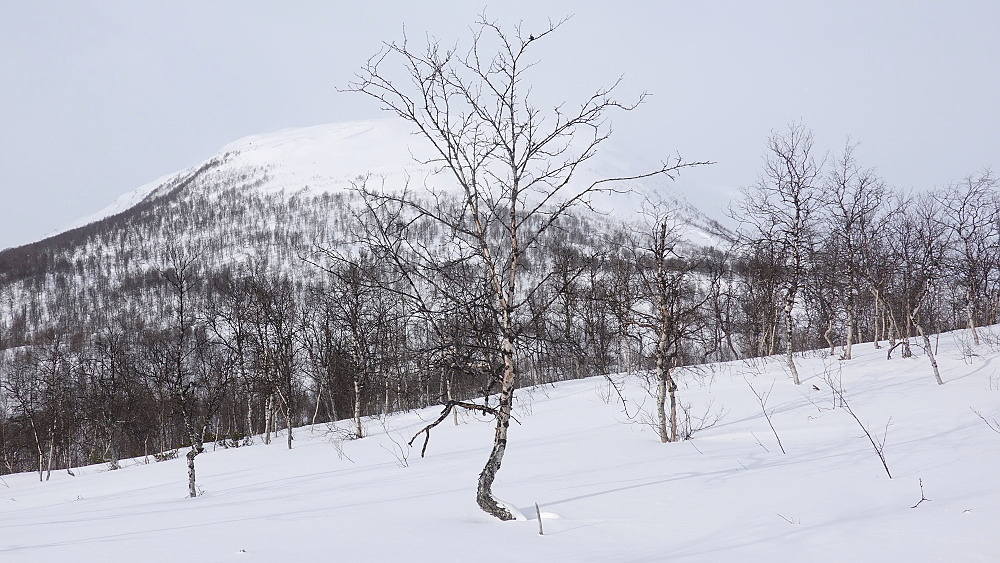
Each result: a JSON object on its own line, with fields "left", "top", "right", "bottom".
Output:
{"left": 2, "top": 1, "right": 998, "bottom": 250}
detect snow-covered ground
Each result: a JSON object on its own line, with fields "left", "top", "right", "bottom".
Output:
{"left": 3, "top": 329, "right": 999, "bottom": 562}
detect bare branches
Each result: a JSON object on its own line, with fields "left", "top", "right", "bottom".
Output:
{"left": 408, "top": 400, "right": 501, "bottom": 457}
{"left": 824, "top": 370, "right": 892, "bottom": 478}
{"left": 910, "top": 479, "right": 931, "bottom": 509}
{"left": 343, "top": 13, "right": 706, "bottom": 521}
{"left": 972, "top": 407, "right": 1000, "bottom": 435}
{"left": 733, "top": 122, "right": 823, "bottom": 385}
{"left": 745, "top": 377, "right": 786, "bottom": 454}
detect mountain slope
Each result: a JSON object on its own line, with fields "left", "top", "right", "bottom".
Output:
{"left": 1, "top": 328, "right": 998, "bottom": 562}
{"left": 0, "top": 117, "right": 726, "bottom": 346}
{"left": 52, "top": 117, "right": 724, "bottom": 241}
{"left": 52, "top": 119, "right": 439, "bottom": 236}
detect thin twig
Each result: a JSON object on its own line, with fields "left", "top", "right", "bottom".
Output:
{"left": 910, "top": 478, "right": 931, "bottom": 509}
{"left": 745, "top": 377, "right": 786, "bottom": 454}
{"left": 777, "top": 513, "right": 800, "bottom": 525}
{"left": 603, "top": 374, "right": 634, "bottom": 419}
{"left": 972, "top": 407, "right": 1000, "bottom": 435}
{"left": 840, "top": 395, "right": 892, "bottom": 478}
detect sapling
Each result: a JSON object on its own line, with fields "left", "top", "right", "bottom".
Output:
{"left": 971, "top": 407, "right": 1000, "bottom": 435}
{"left": 910, "top": 479, "right": 931, "bottom": 509}
{"left": 822, "top": 365, "right": 892, "bottom": 478}
{"left": 745, "top": 376, "right": 786, "bottom": 454}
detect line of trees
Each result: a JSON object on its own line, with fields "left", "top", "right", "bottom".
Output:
{"left": 733, "top": 122, "right": 1000, "bottom": 386}
{"left": 1, "top": 144, "right": 994, "bottom": 494}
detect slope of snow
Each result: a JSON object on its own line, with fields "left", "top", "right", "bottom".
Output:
{"left": 52, "top": 168, "right": 197, "bottom": 236}
{"left": 218, "top": 118, "right": 443, "bottom": 197}
{"left": 52, "top": 117, "right": 725, "bottom": 246}
{"left": 2, "top": 329, "right": 999, "bottom": 561}
{"left": 52, "top": 118, "right": 435, "bottom": 237}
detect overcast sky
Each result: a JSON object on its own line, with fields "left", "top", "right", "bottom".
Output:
{"left": 2, "top": 1, "right": 997, "bottom": 250}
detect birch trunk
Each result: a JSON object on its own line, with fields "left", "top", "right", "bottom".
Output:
{"left": 384, "top": 375, "right": 391, "bottom": 417}
{"left": 872, "top": 294, "right": 882, "bottom": 349}
{"left": 285, "top": 404, "right": 293, "bottom": 450}
{"left": 246, "top": 395, "right": 254, "bottom": 441}
{"left": 843, "top": 308, "right": 855, "bottom": 360}
{"left": 784, "top": 293, "right": 800, "bottom": 385}
{"left": 967, "top": 289, "right": 981, "bottom": 346}
{"left": 311, "top": 385, "right": 323, "bottom": 430}
{"left": 914, "top": 321, "right": 944, "bottom": 385}
{"left": 447, "top": 379, "right": 458, "bottom": 426}
{"left": 29, "top": 418, "right": 43, "bottom": 482}
{"left": 768, "top": 309, "right": 779, "bottom": 357}
{"left": 353, "top": 375, "right": 363, "bottom": 439}
{"left": 186, "top": 443, "right": 202, "bottom": 498}
{"left": 45, "top": 434, "right": 55, "bottom": 481}
{"left": 476, "top": 335, "right": 516, "bottom": 521}
{"left": 263, "top": 394, "right": 273, "bottom": 445}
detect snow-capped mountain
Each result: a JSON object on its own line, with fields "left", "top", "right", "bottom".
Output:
{"left": 52, "top": 117, "right": 725, "bottom": 248}
{"left": 0, "top": 117, "right": 725, "bottom": 348}
{"left": 53, "top": 119, "right": 439, "bottom": 236}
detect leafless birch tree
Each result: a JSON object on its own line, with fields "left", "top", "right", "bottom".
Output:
{"left": 822, "top": 142, "right": 891, "bottom": 360}
{"left": 346, "top": 15, "right": 702, "bottom": 520}
{"left": 733, "top": 122, "right": 822, "bottom": 383}
{"left": 938, "top": 171, "right": 999, "bottom": 346}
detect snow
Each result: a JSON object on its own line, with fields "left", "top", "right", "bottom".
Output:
{"left": 51, "top": 118, "right": 438, "bottom": 237}
{"left": 217, "top": 118, "right": 443, "bottom": 197}
{"left": 2, "top": 328, "right": 999, "bottom": 561}
{"left": 50, "top": 117, "right": 725, "bottom": 246}
{"left": 52, "top": 169, "right": 195, "bottom": 236}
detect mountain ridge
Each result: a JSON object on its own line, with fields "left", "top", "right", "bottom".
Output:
{"left": 29, "top": 117, "right": 726, "bottom": 254}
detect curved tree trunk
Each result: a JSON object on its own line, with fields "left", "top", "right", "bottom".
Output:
{"left": 476, "top": 340, "right": 516, "bottom": 521}
{"left": 914, "top": 320, "right": 944, "bottom": 385}
{"left": 186, "top": 441, "right": 203, "bottom": 498}
{"left": 904, "top": 283, "right": 937, "bottom": 381}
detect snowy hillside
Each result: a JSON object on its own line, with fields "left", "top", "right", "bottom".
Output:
{"left": 53, "top": 117, "right": 725, "bottom": 245}
{"left": 2, "top": 329, "right": 999, "bottom": 562}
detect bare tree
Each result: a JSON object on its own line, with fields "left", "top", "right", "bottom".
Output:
{"left": 241, "top": 269, "right": 302, "bottom": 450}
{"left": 938, "top": 170, "right": 999, "bottom": 346}
{"left": 149, "top": 249, "right": 232, "bottom": 497}
{"left": 3, "top": 351, "right": 51, "bottom": 481}
{"left": 733, "top": 122, "right": 822, "bottom": 384}
{"left": 821, "top": 141, "right": 891, "bottom": 359}
{"left": 346, "top": 15, "right": 702, "bottom": 520}
{"left": 888, "top": 193, "right": 952, "bottom": 384}
{"left": 625, "top": 209, "right": 713, "bottom": 443}
{"left": 324, "top": 257, "right": 408, "bottom": 438}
